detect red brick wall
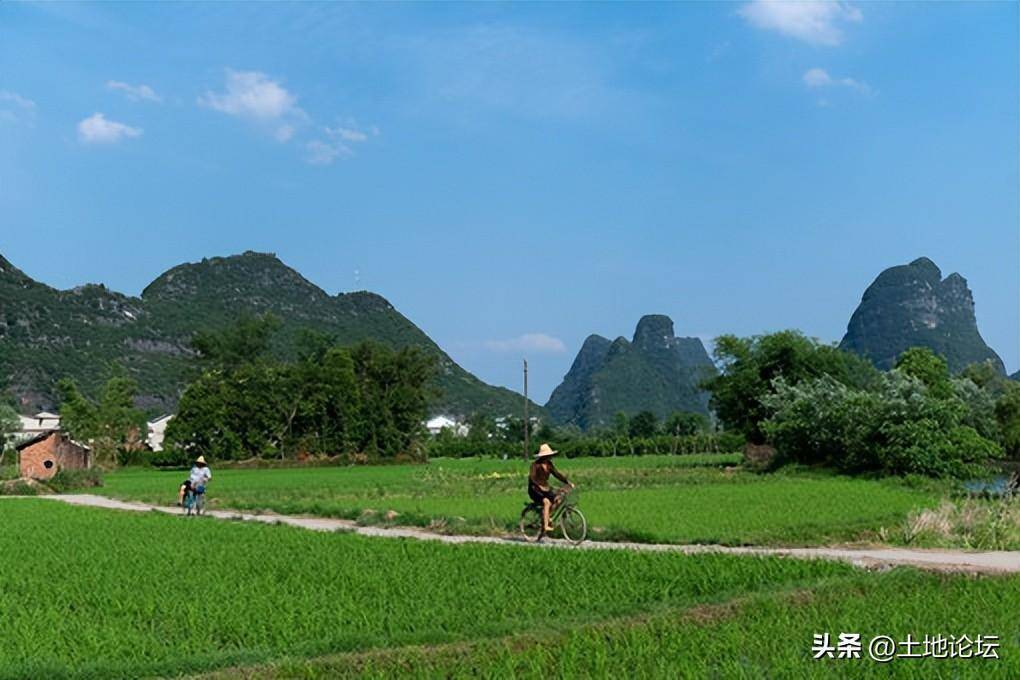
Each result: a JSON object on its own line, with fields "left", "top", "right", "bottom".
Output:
{"left": 19, "top": 433, "right": 91, "bottom": 481}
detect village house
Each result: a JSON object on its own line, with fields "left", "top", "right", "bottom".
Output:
{"left": 16, "top": 431, "right": 91, "bottom": 481}
{"left": 12, "top": 411, "right": 61, "bottom": 445}
{"left": 425, "top": 415, "right": 469, "bottom": 437}
{"left": 146, "top": 414, "right": 173, "bottom": 452}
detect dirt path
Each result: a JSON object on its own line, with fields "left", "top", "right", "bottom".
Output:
{"left": 30, "top": 494, "right": 1020, "bottom": 575}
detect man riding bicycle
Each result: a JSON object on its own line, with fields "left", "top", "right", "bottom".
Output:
{"left": 178, "top": 455, "right": 212, "bottom": 506}
{"left": 528, "top": 443, "right": 572, "bottom": 533}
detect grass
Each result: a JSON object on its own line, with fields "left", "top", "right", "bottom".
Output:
{"left": 225, "top": 570, "right": 1019, "bottom": 679}
{"left": 895, "top": 498, "right": 1020, "bottom": 551}
{"left": 102, "top": 455, "right": 939, "bottom": 546}
{"left": 0, "top": 499, "right": 858, "bottom": 679}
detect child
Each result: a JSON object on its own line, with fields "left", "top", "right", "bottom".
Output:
{"left": 177, "top": 478, "right": 192, "bottom": 506}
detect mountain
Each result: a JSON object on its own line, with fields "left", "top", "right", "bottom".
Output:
{"left": 546, "top": 315, "right": 716, "bottom": 430}
{"left": 0, "top": 251, "right": 538, "bottom": 417}
{"left": 839, "top": 257, "right": 1005, "bottom": 374}
{"left": 1012, "top": 371, "right": 1020, "bottom": 382}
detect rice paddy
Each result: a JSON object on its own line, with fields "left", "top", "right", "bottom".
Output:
{"left": 1, "top": 499, "right": 1015, "bottom": 679}
{"left": 102, "top": 456, "right": 939, "bottom": 546}
{"left": 0, "top": 499, "right": 853, "bottom": 679}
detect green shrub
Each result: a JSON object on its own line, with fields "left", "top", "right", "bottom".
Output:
{"left": 116, "top": 448, "right": 156, "bottom": 467}
{"left": 47, "top": 468, "right": 104, "bottom": 493}
{"left": 0, "top": 480, "right": 40, "bottom": 496}
{"left": 763, "top": 370, "right": 1002, "bottom": 478}
{"left": 0, "top": 463, "right": 19, "bottom": 481}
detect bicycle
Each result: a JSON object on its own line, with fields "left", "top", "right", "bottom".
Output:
{"left": 519, "top": 486, "right": 587, "bottom": 545}
{"left": 183, "top": 486, "right": 206, "bottom": 517}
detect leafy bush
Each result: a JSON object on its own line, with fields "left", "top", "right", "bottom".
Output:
{"left": 0, "top": 464, "right": 19, "bottom": 481}
{"left": 47, "top": 468, "right": 104, "bottom": 493}
{"left": 704, "top": 331, "right": 879, "bottom": 444}
{"left": 763, "top": 369, "right": 1002, "bottom": 478}
{"left": 0, "top": 480, "right": 40, "bottom": 496}
{"left": 996, "top": 385, "right": 1020, "bottom": 458}
{"left": 116, "top": 448, "right": 157, "bottom": 467}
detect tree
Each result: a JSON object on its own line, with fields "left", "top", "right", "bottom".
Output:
{"left": 664, "top": 411, "right": 709, "bottom": 437}
{"left": 351, "top": 342, "right": 434, "bottom": 457}
{"left": 95, "top": 375, "right": 147, "bottom": 460}
{"left": 0, "top": 401, "right": 19, "bottom": 466}
{"left": 58, "top": 378, "right": 98, "bottom": 444}
{"left": 612, "top": 412, "right": 629, "bottom": 438}
{"left": 895, "top": 347, "right": 953, "bottom": 399}
{"left": 58, "top": 375, "right": 146, "bottom": 465}
{"left": 763, "top": 372, "right": 1002, "bottom": 478}
{"left": 995, "top": 384, "right": 1020, "bottom": 458}
{"left": 704, "top": 331, "right": 877, "bottom": 443}
{"left": 465, "top": 413, "right": 496, "bottom": 444}
{"left": 628, "top": 411, "right": 658, "bottom": 438}
{"left": 168, "top": 317, "right": 436, "bottom": 463}
{"left": 192, "top": 313, "right": 281, "bottom": 371}
{"left": 534, "top": 420, "right": 558, "bottom": 444}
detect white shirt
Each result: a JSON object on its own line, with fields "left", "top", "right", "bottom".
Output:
{"left": 189, "top": 465, "right": 212, "bottom": 486}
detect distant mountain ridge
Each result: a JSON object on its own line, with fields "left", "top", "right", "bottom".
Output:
{"left": 0, "top": 251, "right": 538, "bottom": 417}
{"left": 546, "top": 315, "right": 716, "bottom": 430}
{"left": 839, "top": 257, "right": 1005, "bottom": 374}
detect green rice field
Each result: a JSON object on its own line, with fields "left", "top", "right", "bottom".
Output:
{"left": 228, "top": 570, "right": 1019, "bottom": 679}
{"left": 102, "top": 456, "right": 940, "bottom": 546}
{"left": 0, "top": 499, "right": 1014, "bottom": 679}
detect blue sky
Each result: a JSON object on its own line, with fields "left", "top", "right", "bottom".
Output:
{"left": 2, "top": 1, "right": 1017, "bottom": 402}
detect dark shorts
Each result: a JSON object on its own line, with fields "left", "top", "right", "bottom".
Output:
{"left": 528, "top": 484, "right": 556, "bottom": 504}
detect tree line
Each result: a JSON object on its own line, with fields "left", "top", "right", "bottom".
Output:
{"left": 161, "top": 315, "right": 435, "bottom": 464}
{"left": 7, "top": 320, "right": 1018, "bottom": 480}
{"left": 424, "top": 409, "right": 740, "bottom": 459}
{"left": 705, "top": 331, "right": 1019, "bottom": 478}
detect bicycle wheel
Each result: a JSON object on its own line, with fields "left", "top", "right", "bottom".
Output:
{"left": 519, "top": 505, "right": 545, "bottom": 543}
{"left": 559, "top": 506, "right": 587, "bottom": 545}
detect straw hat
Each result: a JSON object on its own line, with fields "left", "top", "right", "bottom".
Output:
{"left": 195, "top": 455, "right": 207, "bottom": 465}
{"left": 534, "top": 443, "right": 558, "bottom": 459}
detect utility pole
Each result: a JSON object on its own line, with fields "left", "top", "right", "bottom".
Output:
{"left": 523, "top": 359, "right": 530, "bottom": 460}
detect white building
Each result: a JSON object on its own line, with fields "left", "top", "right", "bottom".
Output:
{"left": 12, "top": 412, "right": 61, "bottom": 444}
{"left": 146, "top": 415, "right": 173, "bottom": 452}
{"left": 426, "top": 415, "right": 468, "bottom": 437}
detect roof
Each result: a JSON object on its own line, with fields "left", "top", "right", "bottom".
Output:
{"left": 15, "top": 430, "right": 90, "bottom": 452}
{"left": 148, "top": 414, "right": 173, "bottom": 426}
{"left": 16, "top": 431, "right": 55, "bottom": 450}
{"left": 34, "top": 412, "right": 60, "bottom": 420}
{"left": 18, "top": 414, "right": 59, "bottom": 431}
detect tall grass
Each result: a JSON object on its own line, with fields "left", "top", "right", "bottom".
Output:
{"left": 898, "top": 498, "right": 1020, "bottom": 550}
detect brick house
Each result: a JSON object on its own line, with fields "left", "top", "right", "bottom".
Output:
{"left": 16, "top": 431, "right": 92, "bottom": 481}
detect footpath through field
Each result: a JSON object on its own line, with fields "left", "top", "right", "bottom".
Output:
{"left": 34, "top": 494, "right": 1020, "bottom": 575}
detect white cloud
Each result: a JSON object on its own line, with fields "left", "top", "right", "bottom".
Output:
{"left": 77, "top": 112, "right": 142, "bottom": 144}
{"left": 803, "top": 67, "right": 872, "bottom": 95}
{"left": 483, "top": 333, "right": 567, "bottom": 354}
{"left": 0, "top": 90, "right": 37, "bottom": 125}
{"left": 327, "top": 125, "right": 368, "bottom": 143}
{"left": 305, "top": 122, "right": 378, "bottom": 165}
{"left": 106, "top": 80, "right": 162, "bottom": 103}
{"left": 305, "top": 139, "right": 350, "bottom": 165}
{"left": 198, "top": 69, "right": 307, "bottom": 141}
{"left": 738, "top": 1, "right": 862, "bottom": 46}
{"left": 0, "top": 90, "right": 36, "bottom": 110}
